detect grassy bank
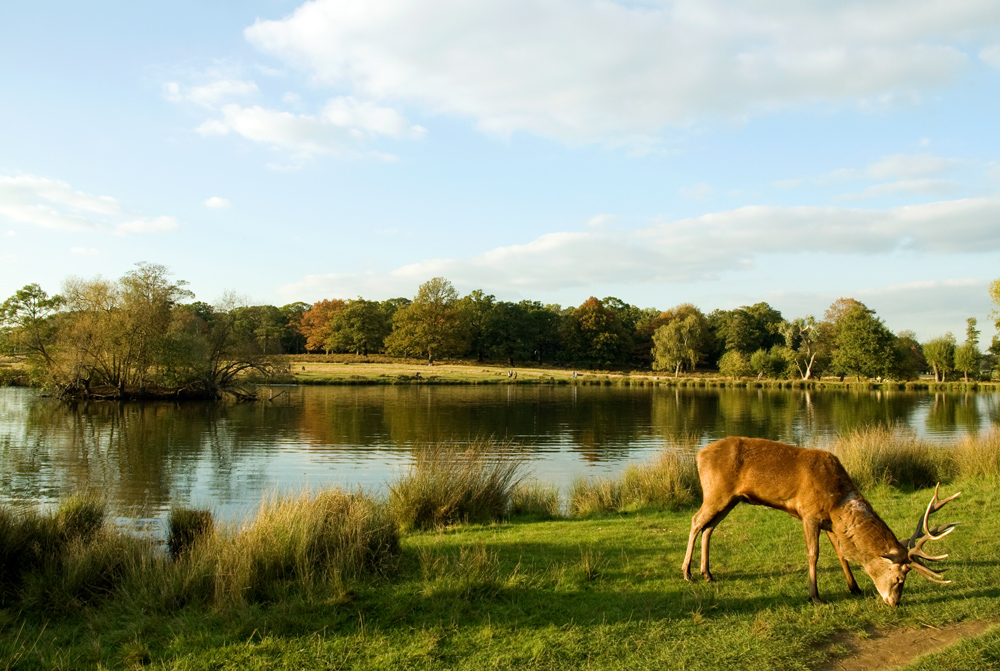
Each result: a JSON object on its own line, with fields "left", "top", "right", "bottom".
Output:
{"left": 2, "top": 429, "right": 1000, "bottom": 669}
{"left": 279, "top": 355, "right": 1000, "bottom": 391}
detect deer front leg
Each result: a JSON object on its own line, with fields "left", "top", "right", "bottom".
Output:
{"left": 826, "top": 530, "right": 861, "bottom": 595}
{"left": 803, "top": 518, "right": 823, "bottom": 604}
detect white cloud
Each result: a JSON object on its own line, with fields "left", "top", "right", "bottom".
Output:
{"left": 205, "top": 196, "right": 231, "bottom": 208}
{"left": 245, "top": 0, "right": 1000, "bottom": 145}
{"left": 835, "top": 178, "right": 960, "bottom": 201}
{"left": 279, "top": 196, "right": 1000, "bottom": 300}
{"left": 163, "top": 78, "right": 259, "bottom": 108}
{"left": 0, "top": 174, "right": 180, "bottom": 235}
{"left": 980, "top": 44, "right": 1000, "bottom": 69}
{"left": 196, "top": 98, "right": 424, "bottom": 160}
{"left": 777, "top": 152, "right": 958, "bottom": 195}
{"left": 679, "top": 183, "right": 713, "bottom": 201}
{"left": 865, "top": 153, "right": 957, "bottom": 180}
{"left": 70, "top": 247, "right": 100, "bottom": 255}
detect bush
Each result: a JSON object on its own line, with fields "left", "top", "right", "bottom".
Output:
{"left": 388, "top": 439, "right": 529, "bottom": 530}
{"left": 825, "top": 424, "right": 952, "bottom": 491}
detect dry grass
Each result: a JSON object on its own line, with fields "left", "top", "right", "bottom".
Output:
{"left": 823, "top": 425, "right": 953, "bottom": 491}
{"left": 151, "top": 489, "right": 400, "bottom": 608}
{"left": 510, "top": 480, "right": 563, "bottom": 519}
{"left": 388, "top": 439, "right": 530, "bottom": 531}
{"left": 569, "top": 443, "right": 701, "bottom": 517}
{"left": 952, "top": 426, "right": 1000, "bottom": 481}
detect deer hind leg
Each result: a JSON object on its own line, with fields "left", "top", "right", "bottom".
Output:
{"left": 825, "top": 530, "right": 861, "bottom": 595}
{"left": 682, "top": 498, "right": 737, "bottom": 582}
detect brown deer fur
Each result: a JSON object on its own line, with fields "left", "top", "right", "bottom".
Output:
{"left": 681, "top": 437, "right": 957, "bottom": 606}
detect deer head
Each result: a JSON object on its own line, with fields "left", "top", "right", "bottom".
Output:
{"left": 866, "top": 484, "right": 960, "bottom": 607}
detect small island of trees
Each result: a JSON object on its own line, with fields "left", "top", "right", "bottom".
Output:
{"left": 2, "top": 263, "right": 999, "bottom": 400}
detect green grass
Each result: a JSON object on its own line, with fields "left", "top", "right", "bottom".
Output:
{"left": 2, "top": 428, "right": 1000, "bottom": 669}
{"left": 2, "top": 482, "right": 997, "bottom": 670}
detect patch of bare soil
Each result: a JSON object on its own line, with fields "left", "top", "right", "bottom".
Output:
{"left": 817, "top": 621, "right": 992, "bottom": 671}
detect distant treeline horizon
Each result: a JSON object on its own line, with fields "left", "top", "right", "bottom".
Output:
{"left": 3, "top": 266, "right": 999, "bottom": 398}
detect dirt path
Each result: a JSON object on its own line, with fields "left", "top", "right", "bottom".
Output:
{"left": 817, "top": 621, "right": 993, "bottom": 671}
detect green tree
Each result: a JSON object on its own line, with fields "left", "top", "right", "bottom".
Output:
{"left": 922, "top": 334, "right": 956, "bottom": 382}
{"left": 651, "top": 307, "right": 709, "bottom": 376}
{"left": 485, "top": 301, "right": 533, "bottom": 366}
{"left": 953, "top": 318, "right": 981, "bottom": 382}
{"left": 458, "top": 290, "right": 496, "bottom": 362}
{"left": 718, "top": 350, "right": 751, "bottom": 379}
{"left": 893, "top": 330, "right": 926, "bottom": 381}
{"left": 0, "top": 283, "right": 64, "bottom": 364}
{"left": 779, "top": 316, "right": 832, "bottom": 380}
{"left": 325, "top": 298, "right": 391, "bottom": 355}
{"left": 749, "top": 346, "right": 793, "bottom": 379}
{"left": 385, "top": 278, "right": 468, "bottom": 361}
{"left": 518, "top": 301, "right": 562, "bottom": 364}
{"left": 830, "top": 304, "right": 898, "bottom": 380}
{"left": 559, "top": 297, "right": 630, "bottom": 367}
{"left": 279, "top": 302, "right": 310, "bottom": 354}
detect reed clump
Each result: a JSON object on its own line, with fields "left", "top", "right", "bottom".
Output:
{"left": 510, "top": 480, "right": 562, "bottom": 519}
{"left": 569, "top": 445, "right": 701, "bottom": 517}
{"left": 953, "top": 426, "right": 1000, "bottom": 481}
{"left": 0, "top": 493, "right": 155, "bottom": 612}
{"left": 388, "top": 439, "right": 529, "bottom": 530}
{"left": 167, "top": 507, "right": 215, "bottom": 558}
{"left": 824, "top": 425, "right": 953, "bottom": 491}
{"left": 152, "top": 489, "right": 400, "bottom": 608}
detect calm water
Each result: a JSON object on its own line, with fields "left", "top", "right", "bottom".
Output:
{"left": 1, "top": 385, "right": 997, "bottom": 526}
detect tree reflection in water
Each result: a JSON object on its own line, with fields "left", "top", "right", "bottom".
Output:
{"left": 0, "top": 385, "right": 996, "bottom": 523}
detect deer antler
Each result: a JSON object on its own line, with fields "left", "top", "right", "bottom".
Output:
{"left": 906, "top": 483, "right": 960, "bottom": 583}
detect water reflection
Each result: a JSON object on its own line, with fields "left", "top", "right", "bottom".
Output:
{"left": 0, "top": 385, "right": 996, "bottom": 521}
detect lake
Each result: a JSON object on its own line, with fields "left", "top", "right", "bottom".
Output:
{"left": 1, "top": 384, "right": 997, "bottom": 527}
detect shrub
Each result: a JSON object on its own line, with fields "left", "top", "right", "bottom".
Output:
{"left": 825, "top": 424, "right": 952, "bottom": 491}
{"left": 388, "top": 439, "right": 528, "bottom": 530}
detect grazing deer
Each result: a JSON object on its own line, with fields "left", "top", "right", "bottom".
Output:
{"left": 681, "top": 437, "right": 959, "bottom": 606}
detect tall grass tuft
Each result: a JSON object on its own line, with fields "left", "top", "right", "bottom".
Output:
{"left": 509, "top": 480, "right": 563, "bottom": 519}
{"left": 620, "top": 448, "right": 701, "bottom": 510}
{"left": 568, "top": 476, "right": 623, "bottom": 517}
{"left": 0, "top": 495, "right": 155, "bottom": 612}
{"left": 825, "top": 424, "right": 952, "bottom": 491}
{"left": 953, "top": 427, "right": 1000, "bottom": 480}
{"left": 153, "top": 489, "right": 400, "bottom": 608}
{"left": 168, "top": 507, "right": 215, "bottom": 558}
{"left": 569, "top": 445, "right": 701, "bottom": 517}
{"left": 388, "top": 439, "right": 529, "bottom": 530}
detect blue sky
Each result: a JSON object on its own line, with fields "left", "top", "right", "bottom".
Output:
{"left": 2, "top": 0, "right": 999, "bottom": 342}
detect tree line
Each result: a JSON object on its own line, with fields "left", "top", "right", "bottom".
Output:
{"left": 3, "top": 265, "right": 999, "bottom": 398}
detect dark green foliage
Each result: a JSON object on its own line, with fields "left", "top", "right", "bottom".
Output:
{"left": 831, "top": 303, "right": 898, "bottom": 380}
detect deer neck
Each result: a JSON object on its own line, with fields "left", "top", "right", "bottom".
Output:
{"left": 830, "top": 491, "right": 905, "bottom": 562}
